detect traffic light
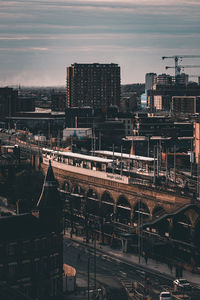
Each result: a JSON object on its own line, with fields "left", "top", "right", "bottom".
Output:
{"left": 145, "top": 273, "right": 151, "bottom": 291}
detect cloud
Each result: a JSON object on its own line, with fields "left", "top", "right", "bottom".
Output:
{"left": 0, "top": 0, "right": 200, "bottom": 85}
{"left": 0, "top": 47, "right": 49, "bottom": 52}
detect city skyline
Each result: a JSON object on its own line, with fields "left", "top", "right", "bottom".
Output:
{"left": 0, "top": 0, "right": 200, "bottom": 86}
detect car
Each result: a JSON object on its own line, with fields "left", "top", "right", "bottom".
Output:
{"left": 159, "top": 291, "right": 171, "bottom": 300}
{"left": 173, "top": 278, "right": 192, "bottom": 291}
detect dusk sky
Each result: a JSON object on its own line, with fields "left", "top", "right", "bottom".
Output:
{"left": 0, "top": 0, "right": 200, "bottom": 86}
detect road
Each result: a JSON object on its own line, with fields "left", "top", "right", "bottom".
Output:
{"left": 64, "top": 236, "right": 200, "bottom": 300}
{"left": 63, "top": 238, "right": 128, "bottom": 299}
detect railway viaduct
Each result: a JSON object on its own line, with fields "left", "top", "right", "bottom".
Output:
{"left": 41, "top": 162, "right": 200, "bottom": 241}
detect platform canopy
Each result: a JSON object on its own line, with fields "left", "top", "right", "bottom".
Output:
{"left": 93, "top": 150, "right": 156, "bottom": 162}
{"left": 42, "top": 148, "right": 113, "bottom": 164}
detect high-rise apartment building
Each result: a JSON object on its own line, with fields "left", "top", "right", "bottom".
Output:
{"left": 66, "top": 63, "right": 120, "bottom": 109}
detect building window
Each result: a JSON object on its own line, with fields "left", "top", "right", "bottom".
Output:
{"left": 22, "top": 241, "right": 30, "bottom": 254}
{"left": 41, "top": 237, "right": 47, "bottom": 250}
{"left": 0, "top": 264, "right": 4, "bottom": 280}
{"left": 23, "top": 284, "right": 32, "bottom": 298}
{"left": 8, "top": 262, "right": 17, "bottom": 279}
{"left": 8, "top": 243, "right": 16, "bottom": 256}
{"left": 0, "top": 245, "right": 3, "bottom": 257}
{"left": 22, "top": 260, "right": 31, "bottom": 277}
{"left": 34, "top": 238, "right": 40, "bottom": 251}
{"left": 34, "top": 258, "right": 40, "bottom": 274}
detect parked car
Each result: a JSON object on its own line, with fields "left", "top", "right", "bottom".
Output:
{"left": 159, "top": 291, "right": 171, "bottom": 300}
{"left": 173, "top": 278, "right": 192, "bottom": 291}
{"left": 137, "top": 168, "right": 145, "bottom": 172}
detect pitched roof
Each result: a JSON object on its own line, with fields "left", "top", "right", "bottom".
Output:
{"left": 36, "top": 160, "right": 61, "bottom": 209}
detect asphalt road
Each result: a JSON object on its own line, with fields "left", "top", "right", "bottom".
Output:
{"left": 64, "top": 237, "right": 200, "bottom": 300}
{"left": 63, "top": 238, "right": 128, "bottom": 299}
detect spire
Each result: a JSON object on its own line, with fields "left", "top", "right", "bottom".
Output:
{"left": 36, "top": 160, "right": 62, "bottom": 232}
{"left": 43, "top": 160, "right": 57, "bottom": 187}
{"left": 37, "top": 160, "right": 61, "bottom": 209}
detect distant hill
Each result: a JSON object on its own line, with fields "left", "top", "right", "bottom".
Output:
{"left": 121, "top": 83, "right": 145, "bottom": 96}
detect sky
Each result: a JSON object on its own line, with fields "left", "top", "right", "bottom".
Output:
{"left": 0, "top": 0, "right": 200, "bottom": 86}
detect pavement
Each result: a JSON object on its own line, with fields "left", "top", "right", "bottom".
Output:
{"left": 64, "top": 230, "right": 200, "bottom": 290}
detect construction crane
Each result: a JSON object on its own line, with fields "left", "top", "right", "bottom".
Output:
{"left": 165, "top": 65, "right": 200, "bottom": 72}
{"left": 162, "top": 55, "right": 200, "bottom": 76}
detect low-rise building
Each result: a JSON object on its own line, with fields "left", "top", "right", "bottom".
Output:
{"left": 63, "top": 128, "right": 92, "bottom": 141}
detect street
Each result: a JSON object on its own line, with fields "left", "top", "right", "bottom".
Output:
{"left": 64, "top": 236, "right": 200, "bottom": 300}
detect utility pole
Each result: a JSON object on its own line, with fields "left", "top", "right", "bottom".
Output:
{"left": 190, "top": 138, "right": 193, "bottom": 176}
{"left": 120, "top": 145, "right": 123, "bottom": 176}
{"left": 94, "top": 230, "right": 97, "bottom": 291}
{"left": 91, "top": 135, "right": 94, "bottom": 155}
{"left": 157, "top": 141, "right": 159, "bottom": 177}
{"left": 174, "top": 144, "right": 176, "bottom": 183}
{"left": 166, "top": 148, "right": 168, "bottom": 185}
{"left": 112, "top": 144, "right": 115, "bottom": 174}
{"left": 138, "top": 201, "right": 141, "bottom": 263}
{"left": 99, "top": 131, "right": 101, "bottom": 150}
{"left": 153, "top": 145, "right": 156, "bottom": 184}
{"left": 147, "top": 136, "right": 150, "bottom": 157}
{"left": 129, "top": 151, "right": 131, "bottom": 177}
{"left": 93, "top": 132, "right": 96, "bottom": 153}
{"left": 88, "top": 255, "right": 90, "bottom": 300}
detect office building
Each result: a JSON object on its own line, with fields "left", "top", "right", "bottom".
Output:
{"left": 66, "top": 63, "right": 120, "bottom": 109}
{"left": 154, "top": 95, "right": 170, "bottom": 111}
{"left": 172, "top": 96, "right": 200, "bottom": 114}
{"left": 145, "top": 73, "right": 157, "bottom": 91}
{"left": 0, "top": 88, "right": 18, "bottom": 120}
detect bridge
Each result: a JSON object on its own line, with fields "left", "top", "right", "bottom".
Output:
{"left": 40, "top": 160, "right": 200, "bottom": 253}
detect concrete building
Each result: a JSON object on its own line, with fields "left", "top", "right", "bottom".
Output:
{"left": 66, "top": 63, "right": 120, "bottom": 109}
{"left": 51, "top": 92, "right": 66, "bottom": 112}
{"left": 0, "top": 87, "right": 18, "bottom": 120}
{"left": 154, "top": 95, "right": 170, "bottom": 111}
{"left": 148, "top": 77, "right": 200, "bottom": 112}
{"left": 155, "top": 73, "right": 173, "bottom": 87}
{"left": 117, "top": 113, "right": 134, "bottom": 136}
{"left": 172, "top": 96, "right": 200, "bottom": 114}
{"left": 120, "top": 94, "right": 138, "bottom": 112}
{"left": 6, "top": 110, "right": 65, "bottom": 136}
{"left": 176, "top": 73, "right": 189, "bottom": 85}
{"left": 145, "top": 73, "right": 157, "bottom": 91}
{"left": 133, "top": 113, "right": 174, "bottom": 136}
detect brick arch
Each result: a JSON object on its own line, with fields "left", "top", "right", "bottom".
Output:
{"left": 79, "top": 185, "right": 86, "bottom": 196}
{"left": 116, "top": 195, "right": 131, "bottom": 224}
{"left": 101, "top": 190, "right": 114, "bottom": 203}
{"left": 132, "top": 200, "right": 150, "bottom": 221}
{"left": 85, "top": 188, "right": 100, "bottom": 215}
{"left": 184, "top": 208, "right": 200, "bottom": 227}
{"left": 117, "top": 194, "right": 131, "bottom": 208}
{"left": 152, "top": 205, "right": 166, "bottom": 217}
{"left": 73, "top": 185, "right": 80, "bottom": 194}
{"left": 100, "top": 191, "right": 115, "bottom": 219}
{"left": 86, "top": 188, "right": 99, "bottom": 199}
